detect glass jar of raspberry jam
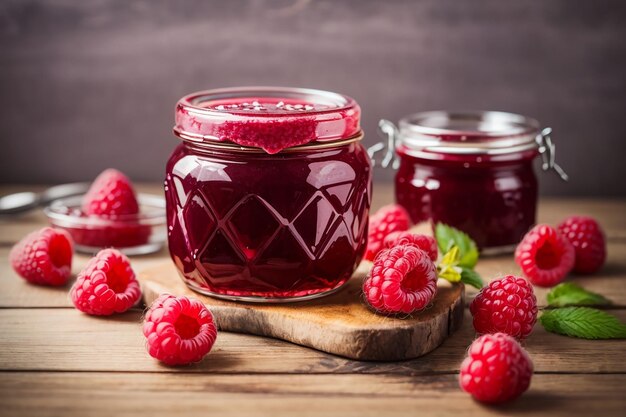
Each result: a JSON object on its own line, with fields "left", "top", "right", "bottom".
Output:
{"left": 165, "top": 87, "right": 371, "bottom": 301}
{"left": 374, "top": 111, "right": 567, "bottom": 253}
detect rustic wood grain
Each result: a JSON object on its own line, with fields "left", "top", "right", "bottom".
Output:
{"left": 0, "top": 372, "right": 624, "bottom": 417}
{"left": 139, "top": 262, "right": 464, "bottom": 361}
{"left": 1, "top": 308, "right": 624, "bottom": 374}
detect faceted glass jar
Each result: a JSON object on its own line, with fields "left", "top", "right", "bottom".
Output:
{"left": 391, "top": 111, "right": 546, "bottom": 253}
{"left": 165, "top": 87, "right": 371, "bottom": 301}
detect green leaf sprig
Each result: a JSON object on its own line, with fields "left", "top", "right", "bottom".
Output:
{"left": 540, "top": 283, "right": 625, "bottom": 340}
{"left": 434, "top": 223, "right": 483, "bottom": 289}
{"left": 546, "top": 283, "right": 611, "bottom": 308}
{"left": 540, "top": 307, "right": 626, "bottom": 339}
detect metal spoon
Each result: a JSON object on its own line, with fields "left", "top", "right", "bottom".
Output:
{"left": 0, "top": 183, "right": 90, "bottom": 215}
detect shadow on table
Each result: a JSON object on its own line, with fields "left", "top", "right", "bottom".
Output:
{"left": 479, "top": 390, "right": 565, "bottom": 414}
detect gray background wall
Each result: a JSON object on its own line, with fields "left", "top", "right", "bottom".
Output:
{"left": 1, "top": 0, "right": 625, "bottom": 196}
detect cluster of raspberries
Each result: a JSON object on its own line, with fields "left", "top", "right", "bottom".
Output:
{"left": 10, "top": 169, "right": 218, "bottom": 366}
{"left": 363, "top": 205, "right": 606, "bottom": 404}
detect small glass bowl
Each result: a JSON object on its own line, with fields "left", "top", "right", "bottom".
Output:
{"left": 44, "top": 193, "right": 166, "bottom": 255}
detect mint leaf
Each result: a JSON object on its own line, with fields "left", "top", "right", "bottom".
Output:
{"left": 546, "top": 283, "right": 611, "bottom": 307}
{"left": 435, "top": 223, "right": 478, "bottom": 268}
{"left": 539, "top": 307, "right": 626, "bottom": 339}
{"left": 460, "top": 267, "right": 484, "bottom": 289}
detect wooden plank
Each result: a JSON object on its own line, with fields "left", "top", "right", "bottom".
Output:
{"left": 1, "top": 241, "right": 625, "bottom": 308}
{"left": 140, "top": 262, "right": 465, "bottom": 361}
{"left": 0, "top": 308, "right": 624, "bottom": 374}
{"left": 0, "top": 372, "right": 623, "bottom": 417}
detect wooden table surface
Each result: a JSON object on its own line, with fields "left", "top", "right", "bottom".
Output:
{"left": 0, "top": 184, "right": 625, "bottom": 417}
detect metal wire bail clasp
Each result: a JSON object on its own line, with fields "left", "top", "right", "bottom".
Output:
{"left": 367, "top": 119, "right": 400, "bottom": 169}
{"left": 536, "top": 127, "right": 569, "bottom": 181}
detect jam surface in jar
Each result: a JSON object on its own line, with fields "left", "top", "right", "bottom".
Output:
{"left": 386, "top": 111, "right": 556, "bottom": 253}
{"left": 166, "top": 87, "right": 371, "bottom": 301}
{"left": 396, "top": 147, "right": 538, "bottom": 250}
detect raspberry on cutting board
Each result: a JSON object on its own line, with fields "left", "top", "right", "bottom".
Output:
{"left": 384, "top": 231, "right": 438, "bottom": 262}
{"left": 459, "top": 333, "right": 534, "bottom": 403}
{"left": 70, "top": 248, "right": 141, "bottom": 315}
{"left": 364, "top": 204, "right": 411, "bottom": 261}
{"left": 515, "top": 224, "right": 575, "bottom": 287}
{"left": 470, "top": 275, "right": 538, "bottom": 339}
{"left": 82, "top": 168, "right": 140, "bottom": 216}
{"left": 9, "top": 227, "right": 73, "bottom": 286}
{"left": 143, "top": 294, "right": 218, "bottom": 366}
{"left": 558, "top": 216, "right": 606, "bottom": 274}
{"left": 363, "top": 244, "right": 437, "bottom": 314}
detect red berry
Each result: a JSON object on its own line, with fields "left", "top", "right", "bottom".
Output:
{"left": 9, "top": 227, "right": 73, "bottom": 286}
{"left": 515, "top": 224, "right": 575, "bottom": 287}
{"left": 470, "top": 275, "right": 537, "bottom": 339}
{"left": 558, "top": 216, "right": 606, "bottom": 274}
{"left": 363, "top": 245, "right": 437, "bottom": 314}
{"left": 384, "top": 231, "right": 438, "bottom": 262}
{"left": 143, "top": 294, "right": 218, "bottom": 366}
{"left": 70, "top": 248, "right": 141, "bottom": 315}
{"left": 459, "top": 333, "right": 533, "bottom": 403}
{"left": 365, "top": 204, "right": 411, "bottom": 261}
{"left": 82, "top": 169, "right": 139, "bottom": 216}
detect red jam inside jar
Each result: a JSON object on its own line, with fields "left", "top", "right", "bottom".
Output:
{"left": 166, "top": 87, "right": 371, "bottom": 301}
{"left": 389, "top": 111, "right": 564, "bottom": 253}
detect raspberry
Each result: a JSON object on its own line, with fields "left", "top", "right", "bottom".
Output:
{"left": 515, "top": 224, "right": 575, "bottom": 287}
{"left": 143, "top": 294, "right": 218, "bottom": 366}
{"left": 470, "top": 275, "right": 537, "bottom": 339}
{"left": 82, "top": 169, "right": 140, "bottom": 216}
{"left": 558, "top": 216, "right": 606, "bottom": 274}
{"left": 70, "top": 248, "right": 141, "bottom": 315}
{"left": 9, "top": 227, "right": 73, "bottom": 286}
{"left": 363, "top": 245, "right": 437, "bottom": 314}
{"left": 384, "top": 231, "right": 438, "bottom": 262}
{"left": 364, "top": 204, "right": 411, "bottom": 261}
{"left": 459, "top": 333, "right": 533, "bottom": 403}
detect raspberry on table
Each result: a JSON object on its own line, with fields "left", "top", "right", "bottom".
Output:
{"left": 143, "top": 294, "right": 218, "bottom": 366}
{"left": 515, "top": 224, "right": 575, "bottom": 287}
{"left": 70, "top": 248, "right": 141, "bottom": 315}
{"left": 384, "top": 231, "right": 438, "bottom": 262}
{"left": 470, "top": 275, "right": 537, "bottom": 339}
{"left": 9, "top": 227, "right": 73, "bottom": 286}
{"left": 459, "top": 333, "right": 533, "bottom": 403}
{"left": 363, "top": 244, "right": 437, "bottom": 315}
{"left": 558, "top": 216, "right": 606, "bottom": 274}
{"left": 82, "top": 169, "right": 140, "bottom": 216}
{"left": 364, "top": 204, "right": 411, "bottom": 261}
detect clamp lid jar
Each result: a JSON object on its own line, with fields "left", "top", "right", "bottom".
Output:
{"left": 374, "top": 110, "right": 567, "bottom": 253}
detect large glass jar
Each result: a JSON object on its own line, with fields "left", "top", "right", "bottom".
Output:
{"left": 376, "top": 111, "right": 567, "bottom": 253}
{"left": 165, "top": 87, "right": 371, "bottom": 301}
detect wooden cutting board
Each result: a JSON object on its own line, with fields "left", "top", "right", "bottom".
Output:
{"left": 138, "top": 262, "right": 464, "bottom": 361}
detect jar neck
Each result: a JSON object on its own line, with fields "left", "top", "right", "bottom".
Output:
{"left": 397, "top": 144, "right": 538, "bottom": 167}
{"left": 178, "top": 132, "right": 365, "bottom": 156}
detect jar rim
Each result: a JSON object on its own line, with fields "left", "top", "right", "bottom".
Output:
{"left": 174, "top": 86, "right": 362, "bottom": 154}
{"left": 398, "top": 111, "right": 541, "bottom": 155}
